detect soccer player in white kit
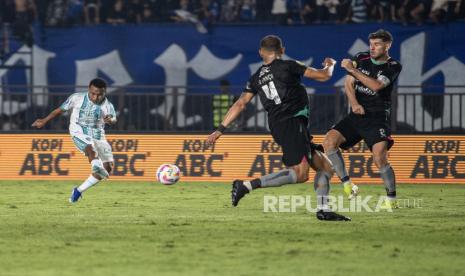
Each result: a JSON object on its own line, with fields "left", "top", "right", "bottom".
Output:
{"left": 32, "top": 78, "right": 117, "bottom": 203}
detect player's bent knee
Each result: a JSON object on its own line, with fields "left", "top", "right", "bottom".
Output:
{"left": 296, "top": 174, "right": 309, "bottom": 183}
{"left": 323, "top": 135, "right": 338, "bottom": 150}
{"left": 322, "top": 137, "right": 333, "bottom": 149}
{"left": 291, "top": 165, "right": 309, "bottom": 183}
{"left": 84, "top": 145, "right": 97, "bottom": 159}
{"left": 104, "top": 162, "right": 113, "bottom": 174}
{"left": 373, "top": 155, "right": 387, "bottom": 168}
{"left": 92, "top": 173, "right": 103, "bottom": 180}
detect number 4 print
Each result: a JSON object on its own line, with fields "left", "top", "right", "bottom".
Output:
{"left": 261, "top": 81, "right": 281, "bottom": 104}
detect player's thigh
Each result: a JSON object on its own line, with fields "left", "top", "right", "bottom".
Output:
{"left": 71, "top": 133, "right": 94, "bottom": 154}
{"left": 324, "top": 129, "right": 346, "bottom": 149}
{"left": 371, "top": 141, "right": 389, "bottom": 167}
{"left": 272, "top": 117, "right": 312, "bottom": 168}
{"left": 330, "top": 115, "right": 362, "bottom": 150}
{"left": 361, "top": 120, "right": 394, "bottom": 151}
{"left": 290, "top": 157, "right": 310, "bottom": 182}
{"left": 94, "top": 139, "right": 114, "bottom": 163}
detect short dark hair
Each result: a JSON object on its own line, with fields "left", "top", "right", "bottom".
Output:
{"left": 89, "top": 78, "right": 107, "bottom": 89}
{"left": 368, "top": 29, "right": 393, "bottom": 42}
{"left": 260, "top": 35, "right": 283, "bottom": 52}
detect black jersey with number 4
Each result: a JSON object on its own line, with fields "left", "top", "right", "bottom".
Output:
{"left": 244, "top": 59, "right": 308, "bottom": 127}
{"left": 351, "top": 52, "right": 402, "bottom": 113}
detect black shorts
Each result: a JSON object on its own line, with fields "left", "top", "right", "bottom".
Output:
{"left": 270, "top": 116, "right": 320, "bottom": 167}
{"left": 332, "top": 112, "right": 394, "bottom": 151}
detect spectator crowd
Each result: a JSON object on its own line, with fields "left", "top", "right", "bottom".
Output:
{"left": 1, "top": 0, "right": 464, "bottom": 28}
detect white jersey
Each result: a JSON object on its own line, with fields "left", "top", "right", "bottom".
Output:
{"left": 60, "top": 92, "right": 116, "bottom": 140}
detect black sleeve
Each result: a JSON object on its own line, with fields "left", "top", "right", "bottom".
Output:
{"left": 351, "top": 52, "right": 369, "bottom": 64}
{"left": 244, "top": 76, "right": 257, "bottom": 94}
{"left": 288, "top": 60, "right": 307, "bottom": 76}
{"left": 380, "top": 62, "right": 402, "bottom": 84}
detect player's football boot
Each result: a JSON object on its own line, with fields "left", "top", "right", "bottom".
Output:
{"left": 92, "top": 164, "right": 109, "bottom": 179}
{"left": 380, "top": 198, "right": 398, "bottom": 210}
{"left": 69, "top": 187, "right": 82, "bottom": 203}
{"left": 343, "top": 181, "right": 359, "bottom": 200}
{"left": 316, "top": 210, "right": 351, "bottom": 221}
{"left": 231, "top": 180, "right": 249, "bottom": 207}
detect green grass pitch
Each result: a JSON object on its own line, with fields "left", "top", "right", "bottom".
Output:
{"left": 1, "top": 180, "right": 465, "bottom": 276}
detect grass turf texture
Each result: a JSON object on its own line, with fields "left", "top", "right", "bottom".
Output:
{"left": 1, "top": 181, "right": 465, "bottom": 276}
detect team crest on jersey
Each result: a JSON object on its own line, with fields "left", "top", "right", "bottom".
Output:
{"left": 379, "top": 128, "right": 386, "bottom": 138}
{"left": 259, "top": 67, "right": 270, "bottom": 77}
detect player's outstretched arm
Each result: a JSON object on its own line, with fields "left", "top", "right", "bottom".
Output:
{"left": 341, "top": 58, "right": 386, "bottom": 92}
{"left": 31, "top": 107, "right": 64, "bottom": 128}
{"left": 344, "top": 75, "right": 365, "bottom": 115}
{"left": 303, "top": 57, "right": 336, "bottom": 82}
{"left": 206, "top": 92, "right": 254, "bottom": 145}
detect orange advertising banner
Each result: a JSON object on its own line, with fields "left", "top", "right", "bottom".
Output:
{"left": 0, "top": 134, "right": 464, "bottom": 183}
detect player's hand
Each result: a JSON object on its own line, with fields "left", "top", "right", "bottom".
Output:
{"left": 322, "top": 57, "right": 336, "bottom": 67}
{"left": 341, "top": 58, "right": 355, "bottom": 71}
{"left": 352, "top": 104, "right": 365, "bottom": 115}
{"left": 104, "top": 115, "right": 116, "bottom": 124}
{"left": 206, "top": 130, "right": 222, "bottom": 145}
{"left": 31, "top": 119, "right": 46, "bottom": 128}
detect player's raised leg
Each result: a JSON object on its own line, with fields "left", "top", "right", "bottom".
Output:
{"left": 231, "top": 159, "right": 304, "bottom": 207}
{"left": 323, "top": 129, "right": 359, "bottom": 199}
{"left": 69, "top": 142, "right": 110, "bottom": 203}
{"left": 232, "top": 116, "right": 311, "bottom": 207}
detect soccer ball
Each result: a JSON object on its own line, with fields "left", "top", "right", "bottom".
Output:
{"left": 156, "top": 164, "right": 180, "bottom": 185}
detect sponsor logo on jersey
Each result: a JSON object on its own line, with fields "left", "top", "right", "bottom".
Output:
{"left": 355, "top": 84, "right": 376, "bottom": 96}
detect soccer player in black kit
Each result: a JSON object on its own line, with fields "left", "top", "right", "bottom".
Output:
{"left": 206, "top": 35, "right": 351, "bottom": 221}
{"left": 323, "top": 29, "right": 402, "bottom": 209}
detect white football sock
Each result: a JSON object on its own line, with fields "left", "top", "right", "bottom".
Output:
{"left": 77, "top": 175, "right": 100, "bottom": 193}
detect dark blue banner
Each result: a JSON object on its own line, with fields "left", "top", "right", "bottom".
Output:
{"left": 2, "top": 23, "right": 465, "bottom": 89}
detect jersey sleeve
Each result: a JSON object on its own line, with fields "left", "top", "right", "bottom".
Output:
{"left": 351, "top": 52, "right": 369, "bottom": 64}
{"left": 244, "top": 76, "right": 258, "bottom": 94}
{"left": 102, "top": 101, "right": 117, "bottom": 119}
{"left": 59, "top": 93, "right": 77, "bottom": 111}
{"left": 288, "top": 60, "right": 307, "bottom": 76}
{"left": 378, "top": 61, "right": 402, "bottom": 86}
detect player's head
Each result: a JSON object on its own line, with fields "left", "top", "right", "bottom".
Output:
{"left": 88, "top": 78, "right": 107, "bottom": 104}
{"left": 368, "top": 29, "right": 393, "bottom": 60}
{"left": 259, "top": 35, "right": 285, "bottom": 61}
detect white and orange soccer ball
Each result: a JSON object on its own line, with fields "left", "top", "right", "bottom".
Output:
{"left": 156, "top": 164, "right": 180, "bottom": 185}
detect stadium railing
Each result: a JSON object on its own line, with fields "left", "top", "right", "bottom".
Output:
{"left": 0, "top": 85, "right": 464, "bottom": 134}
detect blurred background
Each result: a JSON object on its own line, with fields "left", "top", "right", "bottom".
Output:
{"left": 1, "top": 0, "right": 465, "bottom": 134}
